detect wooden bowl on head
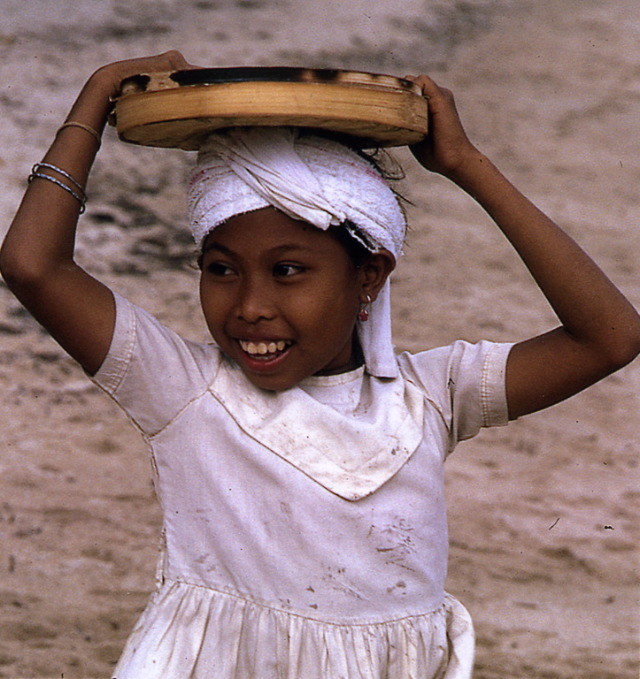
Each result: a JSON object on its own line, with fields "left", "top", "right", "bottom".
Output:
{"left": 112, "top": 66, "right": 428, "bottom": 150}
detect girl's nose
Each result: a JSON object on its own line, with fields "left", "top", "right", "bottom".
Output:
{"left": 236, "top": 280, "right": 276, "bottom": 323}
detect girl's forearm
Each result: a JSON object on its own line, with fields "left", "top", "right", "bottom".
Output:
{"left": 1, "top": 51, "right": 191, "bottom": 284}
{"left": 0, "top": 73, "right": 113, "bottom": 281}
{"left": 449, "top": 150, "right": 640, "bottom": 365}
{"left": 409, "top": 74, "right": 638, "bottom": 417}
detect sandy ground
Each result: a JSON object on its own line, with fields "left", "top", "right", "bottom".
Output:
{"left": 0, "top": 0, "right": 638, "bottom": 677}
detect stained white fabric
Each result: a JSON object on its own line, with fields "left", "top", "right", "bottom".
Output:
{"left": 92, "top": 293, "right": 513, "bottom": 679}
{"left": 110, "top": 583, "right": 474, "bottom": 679}
{"left": 210, "top": 354, "right": 425, "bottom": 501}
{"left": 187, "top": 127, "right": 406, "bottom": 378}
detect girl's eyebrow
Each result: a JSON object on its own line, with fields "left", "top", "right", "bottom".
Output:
{"left": 201, "top": 241, "right": 233, "bottom": 255}
{"left": 202, "top": 241, "right": 317, "bottom": 256}
{"left": 269, "top": 243, "right": 317, "bottom": 255}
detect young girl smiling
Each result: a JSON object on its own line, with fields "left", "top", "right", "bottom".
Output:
{"left": 198, "top": 207, "right": 394, "bottom": 391}
{"left": 2, "top": 51, "right": 639, "bottom": 679}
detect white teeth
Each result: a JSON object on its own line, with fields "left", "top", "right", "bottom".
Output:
{"left": 240, "top": 340, "right": 290, "bottom": 356}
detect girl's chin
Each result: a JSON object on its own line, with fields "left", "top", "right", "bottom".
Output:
{"left": 233, "top": 344, "right": 300, "bottom": 390}
{"left": 227, "top": 341, "right": 357, "bottom": 391}
{"left": 237, "top": 343, "right": 293, "bottom": 373}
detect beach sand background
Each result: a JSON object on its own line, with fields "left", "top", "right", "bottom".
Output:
{"left": 0, "top": 0, "right": 638, "bottom": 677}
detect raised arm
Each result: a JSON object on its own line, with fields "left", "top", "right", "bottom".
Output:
{"left": 0, "top": 51, "right": 192, "bottom": 375}
{"left": 408, "top": 75, "right": 640, "bottom": 420}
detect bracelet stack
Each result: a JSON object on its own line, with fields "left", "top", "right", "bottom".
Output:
{"left": 27, "top": 121, "right": 102, "bottom": 214}
{"left": 28, "top": 162, "right": 87, "bottom": 214}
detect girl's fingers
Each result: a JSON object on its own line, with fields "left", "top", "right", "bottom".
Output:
{"left": 406, "top": 74, "right": 439, "bottom": 96}
{"left": 93, "top": 51, "right": 199, "bottom": 99}
{"left": 159, "top": 49, "right": 197, "bottom": 71}
{"left": 405, "top": 75, "right": 459, "bottom": 114}
{"left": 404, "top": 75, "right": 478, "bottom": 176}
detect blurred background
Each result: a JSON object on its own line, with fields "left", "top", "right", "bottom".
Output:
{"left": 0, "top": 1, "right": 638, "bottom": 677}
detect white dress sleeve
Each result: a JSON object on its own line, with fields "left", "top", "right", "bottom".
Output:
{"left": 397, "top": 339, "right": 514, "bottom": 453}
{"left": 91, "top": 291, "right": 222, "bottom": 436}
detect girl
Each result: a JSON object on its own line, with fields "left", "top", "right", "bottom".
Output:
{"left": 1, "top": 51, "right": 639, "bottom": 679}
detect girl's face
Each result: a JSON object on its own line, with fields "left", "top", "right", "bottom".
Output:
{"left": 199, "top": 208, "right": 391, "bottom": 391}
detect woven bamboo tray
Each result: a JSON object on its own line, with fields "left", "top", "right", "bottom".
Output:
{"left": 112, "top": 67, "right": 428, "bottom": 150}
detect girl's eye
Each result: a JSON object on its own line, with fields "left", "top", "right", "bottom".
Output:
{"left": 206, "top": 262, "right": 236, "bottom": 277}
{"left": 273, "top": 263, "right": 305, "bottom": 278}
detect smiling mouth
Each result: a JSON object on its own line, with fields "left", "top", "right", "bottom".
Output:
{"left": 238, "top": 339, "right": 293, "bottom": 358}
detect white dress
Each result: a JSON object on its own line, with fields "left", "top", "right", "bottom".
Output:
{"left": 93, "top": 293, "right": 513, "bottom": 679}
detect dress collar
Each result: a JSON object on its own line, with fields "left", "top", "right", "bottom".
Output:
{"left": 209, "top": 357, "right": 423, "bottom": 501}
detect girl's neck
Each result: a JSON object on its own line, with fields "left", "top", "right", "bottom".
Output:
{"left": 313, "top": 336, "right": 363, "bottom": 377}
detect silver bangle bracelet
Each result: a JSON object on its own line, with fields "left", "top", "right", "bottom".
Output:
{"left": 32, "top": 162, "right": 86, "bottom": 196}
{"left": 28, "top": 169, "right": 87, "bottom": 214}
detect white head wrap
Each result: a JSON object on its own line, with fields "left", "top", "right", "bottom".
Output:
{"left": 187, "top": 127, "right": 406, "bottom": 378}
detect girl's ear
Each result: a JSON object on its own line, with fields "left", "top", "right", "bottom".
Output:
{"left": 359, "top": 250, "right": 396, "bottom": 301}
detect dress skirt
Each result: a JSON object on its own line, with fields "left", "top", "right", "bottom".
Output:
{"left": 111, "top": 580, "right": 475, "bottom": 679}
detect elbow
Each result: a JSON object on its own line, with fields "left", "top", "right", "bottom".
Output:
{"left": 0, "top": 241, "right": 22, "bottom": 291}
{"left": 0, "top": 244, "right": 31, "bottom": 293}
{"left": 601, "top": 317, "right": 640, "bottom": 373}
{"left": 619, "top": 333, "right": 640, "bottom": 369}
{"left": 0, "top": 240, "right": 52, "bottom": 297}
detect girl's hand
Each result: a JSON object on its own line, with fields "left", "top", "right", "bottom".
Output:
{"left": 59, "top": 51, "right": 198, "bottom": 141}
{"left": 88, "top": 50, "right": 196, "bottom": 102}
{"left": 406, "top": 75, "right": 480, "bottom": 179}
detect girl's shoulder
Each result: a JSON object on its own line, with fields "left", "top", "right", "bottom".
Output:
{"left": 91, "top": 292, "right": 223, "bottom": 435}
{"left": 395, "top": 339, "right": 514, "bottom": 434}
